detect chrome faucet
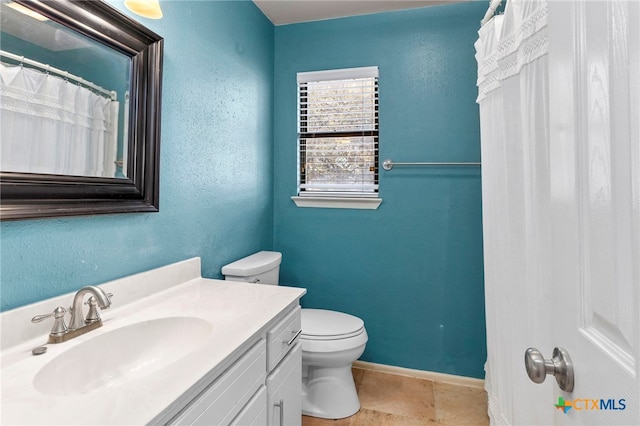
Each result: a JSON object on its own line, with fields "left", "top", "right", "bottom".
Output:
{"left": 69, "top": 286, "right": 112, "bottom": 330}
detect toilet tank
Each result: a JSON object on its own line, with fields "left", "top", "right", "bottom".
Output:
{"left": 221, "top": 251, "right": 282, "bottom": 285}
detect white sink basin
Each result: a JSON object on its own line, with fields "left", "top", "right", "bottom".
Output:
{"left": 33, "top": 317, "right": 212, "bottom": 396}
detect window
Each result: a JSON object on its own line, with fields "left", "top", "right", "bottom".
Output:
{"left": 293, "top": 66, "right": 381, "bottom": 209}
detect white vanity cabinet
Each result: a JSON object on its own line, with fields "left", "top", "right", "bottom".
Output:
{"left": 266, "top": 306, "right": 302, "bottom": 426}
{"left": 168, "top": 305, "right": 302, "bottom": 426}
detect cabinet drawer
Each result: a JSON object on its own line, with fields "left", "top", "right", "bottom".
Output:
{"left": 267, "top": 306, "right": 302, "bottom": 372}
{"left": 170, "top": 339, "right": 267, "bottom": 426}
{"left": 230, "top": 385, "right": 267, "bottom": 426}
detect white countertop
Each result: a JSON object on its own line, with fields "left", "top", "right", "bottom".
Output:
{"left": 0, "top": 258, "right": 306, "bottom": 425}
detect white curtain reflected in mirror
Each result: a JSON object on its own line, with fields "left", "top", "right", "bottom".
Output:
{"left": 0, "top": 60, "right": 119, "bottom": 177}
{"left": 0, "top": 0, "right": 131, "bottom": 179}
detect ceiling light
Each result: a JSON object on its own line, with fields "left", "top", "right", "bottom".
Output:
{"left": 124, "top": 0, "right": 163, "bottom": 19}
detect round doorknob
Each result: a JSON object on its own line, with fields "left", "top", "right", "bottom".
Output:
{"left": 524, "top": 347, "right": 574, "bottom": 392}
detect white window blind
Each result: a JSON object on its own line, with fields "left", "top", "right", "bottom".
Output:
{"left": 297, "top": 66, "right": 379, "bottom": 198}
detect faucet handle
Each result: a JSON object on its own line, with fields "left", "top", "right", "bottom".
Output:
{"left": 32, "top": 306, "right": 68, "bottom": 336}
{"left": 85, "top": 293, "right": 113, "bottom": 323}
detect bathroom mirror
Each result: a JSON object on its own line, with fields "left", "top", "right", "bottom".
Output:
{"left": 0, "top": 0, "right": 163, "bottom": 220}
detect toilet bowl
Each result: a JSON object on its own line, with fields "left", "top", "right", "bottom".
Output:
{"left": 300, "top": 309, "right": 368, "bottom": 419}
{"left": 221, "top": 251, "right": 368, "bottom": 420}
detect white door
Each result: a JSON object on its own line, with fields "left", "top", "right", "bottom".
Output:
{"left": 539, "top": 1, "right": 639, "bottom": 424}
{"left": 478, "top": 0, "right": 639, "bottom": 424}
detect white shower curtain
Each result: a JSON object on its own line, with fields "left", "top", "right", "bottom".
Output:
{"left": 476, "top": 0, "right": 551, "bottom": 424}
{"left": 0, "top": 62, "right": 119, "bottom": 178}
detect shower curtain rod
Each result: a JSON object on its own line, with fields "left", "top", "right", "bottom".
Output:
{"left": 481, "top": 0, "right": 503, "bottom": 26}
{"left": 382, "top": 159, "right": 481, "bottom": 170}
{"left": 0, "top": 49, "right": 117, "bottom": 100}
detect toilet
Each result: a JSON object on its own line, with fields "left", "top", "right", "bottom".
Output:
{"left": 222, "top": 251, "right": 368, "bottom": 419}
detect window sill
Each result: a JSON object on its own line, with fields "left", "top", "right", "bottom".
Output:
{"left": 291, "top": 196, "right": 382, "bottom": 210}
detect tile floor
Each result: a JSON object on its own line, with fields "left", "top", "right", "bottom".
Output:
{"left": 302, "top": 367, "right": 489, "bottom": 426}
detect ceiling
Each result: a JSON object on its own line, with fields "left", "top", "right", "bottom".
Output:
{"left": 253, "top": 0, "right": 468, "bottom": 25}
{"left": 0, "top": 2, "right": 94, "bottom": 51}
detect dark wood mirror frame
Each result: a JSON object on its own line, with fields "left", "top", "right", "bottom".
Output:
{"left": 0, "top": 0, "right": 163, "bottom": 221}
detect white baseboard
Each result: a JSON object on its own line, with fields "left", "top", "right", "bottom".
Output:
{"left": 353, "top": 360, "right": 485, "bottom": 389}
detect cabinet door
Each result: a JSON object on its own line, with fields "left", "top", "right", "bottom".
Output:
{"left": 267, "top": 343, "right": 302, "bottom": 426}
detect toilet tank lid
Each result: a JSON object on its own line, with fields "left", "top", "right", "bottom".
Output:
{"left": 221, "top": 251, "right": 282, "bottom": 276}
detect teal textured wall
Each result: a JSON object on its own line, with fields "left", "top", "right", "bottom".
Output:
{"left": 273, "top": 2, "right": 487, "bottom": 378}
{"left": 0, "top": 1, "right": 275, "bottom": 311}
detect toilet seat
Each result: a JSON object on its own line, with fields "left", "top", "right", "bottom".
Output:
{"left": 301, "top": 309, "right": 365, "bottom": 340}
{"left": 300, "top": 309, "right": 368, "bottom": 353}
